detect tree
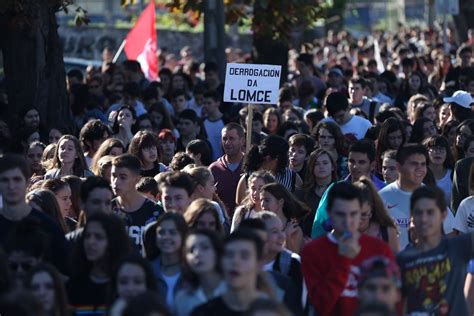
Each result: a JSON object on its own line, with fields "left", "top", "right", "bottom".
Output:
{"left": 165, "top": 0, "right": 330, "bottom": 82}
{"left": 0, "top": 0, "right": 86, "bottom": 132}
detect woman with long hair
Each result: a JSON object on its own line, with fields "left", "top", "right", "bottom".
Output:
{"left": 442, "top": 119, "right": 459, "bottom": 150}
{"left": 236, "top": 135, "right": 302, "bottom": 204}
{"left": 375, "top": 118, "right": 405, "bottom": 174}
{"left": 262, "top": 108, "right": 281, "bottom": 135}
{"left": 111, "top": 105, "right": 138, "bottom": 148}
{"left": 302, "top": 149, "right": 338, "bottom": 236}
{"left": 66, "top": 213, "right": 130, "bottom": 315}
{"left": 175, "top": 229, "right": 225, "bottom": 316}
{"left": 143, "top": 213, "right": 188, "bottom": 312}
{"left": 90, "top": 138, "right": 125, "bottom": 176}
{"left": 260, "top": 183, "right": 310, "bottom": 253}
{"left": 41, "top": 178, "right": 77, "bottom": 231}
{"left": 413, "top": 102, "right": 437, "bottom": 122}
{"left": 312, "top": 121, "right": 349, "bottom": 178}
{"left": 454, "top": 120, "right": 474, "bottom": 161}
{"left": 423, "top": 135, "right": 455, "bottom": 204}
{"left": 128, "top": 130, "right": 167, "bottom": 177}
{"left": 158, "top": 129, "right": 178, "bottom": 166}
{"left": 232, "top": 171, "right": 276, "bottom": 232}
{"left": 25, "top": 263, "right": 71, "bottom": 316}
{"left": 44, "top": 135, "right": 93, "bottom": 179}
{"left": 353, "top": 176, "right": 400, "bottom": 253}
{"left": 183, "top": 199, "right": 225, "bottom": 235}
{"left": 26, "top": 189, "right": 69, "bottom": 234}
{"left": 409, "top": 118, "right": 438, "bottom": 143}
{"left": 108, "top": 255, "right": 158, "bottom": 315}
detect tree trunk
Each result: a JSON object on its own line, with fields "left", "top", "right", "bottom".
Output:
{"left": 0, "top": 3, "right": 72, "bottom": 132}
{"left": 252, "top": 2, "right": 289, "bottom": 87}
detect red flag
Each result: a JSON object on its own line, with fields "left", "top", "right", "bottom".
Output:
{"left": 124, "top": 2, "right": 158, "bottom": 80}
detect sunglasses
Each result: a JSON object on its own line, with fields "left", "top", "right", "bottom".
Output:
{"left": 9, "top": 261, "right": 34, "bottom": 271}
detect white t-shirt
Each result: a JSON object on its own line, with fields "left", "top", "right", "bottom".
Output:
{"left": 379, "top": 182, "right": 454, "bottom": 249}
{"left": 435, "top": 169, "right": 452, "bottom": 205}
{"left": 204, "top": 119, "right": 225, "bottom": 160}
{"left": 453, "top": 196, "right": 474, "bottom": 233}
{"left": 163, "top": 272, "right": 181, "bottom": 308}
{"left": 324, "top": 115, "right": 372, "bottom": 140}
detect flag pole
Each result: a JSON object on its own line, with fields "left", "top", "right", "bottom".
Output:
{"left": 113, "top": 40, "right": 127, "bottom": 63}
{"left": 246, "top": 104, "right": 253, "bottom": 153}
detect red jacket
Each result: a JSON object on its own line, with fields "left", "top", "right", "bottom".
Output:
{"left": 301, "top": 233, "right": 394, "bottom": 316}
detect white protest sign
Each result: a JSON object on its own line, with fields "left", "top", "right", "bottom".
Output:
{"left": 224, "top": 63, "right": 282, "bottom": 104}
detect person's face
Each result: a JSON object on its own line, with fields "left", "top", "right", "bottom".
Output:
{"left": 456, "top": 125, "right": 472, "bottom": 147}
{"left": 111, "top": 166, "right": 140, "bottom": 197}
{"left": 466, "top": 141, "right": 474, "bottom": 158}
{"left": 141, "top": 146, "right": 158, "bottom": 164}
{"left": 329, "top": 198, "right": 361, "bottom": 235}
{"left": 249, "top": 177, "right": 266, "bottom": 205}
{"left": 222, "top": 240, "right": 259, "bottom": 290}
{"left": 161, "top": 186, "right": 191, "bottom": 214}
{"left": 313, "top": 153, "right": 333, "bottom": 179}
{"left": 203, "top": 97, "right": 220, "bottom": 116}
{"left": 398, "top": 154, "right": 427, "bottom": 188}
{"left": 160, "top": 139, "right": 176, "bottom": 158}
{"left": 26, "top": 145, "right": 44, "bottom": 172}
{"left": 177, "top": 119, "right": 198, "bottom": 137}
{"left": 348, "top": 152, "right": 373, "bottom": 181}
{"left": 289, "top": 145, "right": 307, "bottom": 168}
{"left": 89, "top": 80, "right": 102, "bottom": 96}
{"left": 222, "top": 128, "right": 244, "bottom": 157}
{"left": 185, "top": 234, "right": 217, "bottom": 275}
{"left": 332, "top": 110, "right": 350, "bottom": 125}
{"left": 205, "top": 70, "right": 219, "bottom": 87}
{"left": 408, "top": 75, "right": 421, "bottom": 91}
{"left": 117, "top": 109, "right": 135, "bottom": 129}
{"left": 90, "top": 132, "right": 109, "bottom": 154}
{"left": 264, "top": 114, "right": 279, "bottom": 133}
{"left": 358, "top": 201, "right": 372, "bottom": 232}
{"left": 359, "top": 277, "right": 400, "bottom": 311}
{"left": 173, "top": 96, "right": 187, "bottom": 114}
{"left": 328, "top": 73, "right": 342, "bottom": 87}
{"left": 138, "top": 119, "right": 153, "bottom": 132}
{"left": 83, "top": 187, "right": 113, "bottom": 215}
{"left": 423, "top": 106, "right": 436, "bottom": 122}
{"left": 318, "top": 128, "right": 336, "bottom": 150}
{"left": 195, "top": 211, "right": 218, "bottom": 231}
{"left": 149, "top": 111, "right": 164, "bottom": 128}
{"left": 84, "top": 221, "right": 108, "bottom": 262}
{"left": 172, "top": 75, "right": 185, "bottom": 90}
{"left": 156, "top": 220, "right": 182, "bottom": 255}
{"left": 0, "top": 168, "right": 27, "bottom": 206}
{"left": 439, "top": 105, "right": 451, "bottom": 125}
{"left": 48, "top": 129, "right": 62, "bottom": 145}
{"left": 460, "top": 51, "right": 472, "bottom": 67}
{"left": 159, "top": 74, "right": 171, "bottom": 90}
{"left": 387, "top": 129, "right": 403, "bottom": 150}
{"left": 264, "top": 217, "right": 285, "bottom": 255}
{"left": 199, "top": 174, "right": 216, "bottom": 200}
{"left": 0, "top": 120, "right": 11, "bottom": 139}
{"left": 55, "top": 186, "right": 72, "bottom": 217}
{"left": 116, "top": 263, "right": 147, "bottom": 301}
{"left": 428, "top": 145, "right": 447, "bottom": 165}
{"left": 30, "top": 271, "right": 55, "bottom": 313}
{"left": 260, "top": 191, "right": 283, "bottom": 214}
{"left": 382, "top": 158, "right": 398, "bottom": 184}
{"left": 349, "top": 82, "right": 365, "bottom": 103}
{"left": 422, "top": 121, "right": 437, "bottom": 138}
{"left": 411, "top": 197, "right": 446, "bottom": 240}
{"left": 283, "top": 110, "right": 299, "bottom": 122}
{"left": 8, "top": 251, "right": 39, "bottom": 287}
{"left": 24, "top": 109, "right": 40, "bottom": 129}
{"left": 58, "top": 139, "right": 77, "bottom": 165}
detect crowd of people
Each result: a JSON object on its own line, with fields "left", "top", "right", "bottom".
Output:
{"left": 0, "top": 26, "right": 474, "bottom": 315}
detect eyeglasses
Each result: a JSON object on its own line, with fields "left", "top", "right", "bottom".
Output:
{"left": 9, "top": 261, "right": 33, "bottom": 272}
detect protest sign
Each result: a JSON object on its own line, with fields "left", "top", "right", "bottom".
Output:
{"left": 224, "top": 63, "right": 282, "bottom": 104}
